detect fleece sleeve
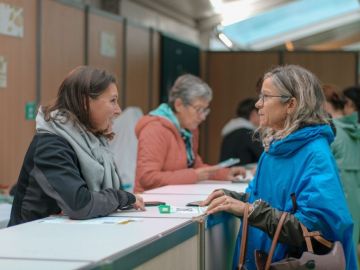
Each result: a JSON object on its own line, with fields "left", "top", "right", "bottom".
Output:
{"left": 248, "top": 201, "right": 304, "bottom": 247}
{"left": 135, "top": 123, "right": 199, "bottom": 191}
{"left": 32, "top": 135, "right": 136, "bottom": 220}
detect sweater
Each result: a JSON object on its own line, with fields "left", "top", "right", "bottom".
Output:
{"left": 332, "top": 113, "right": 360, "bottom": 252}
{"left": 134, "top": 115, "right": 229, "bottom": 192}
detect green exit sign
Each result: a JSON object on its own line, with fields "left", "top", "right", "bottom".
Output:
{"left": 25, "top": 102, "right": 36, "bottom": 120}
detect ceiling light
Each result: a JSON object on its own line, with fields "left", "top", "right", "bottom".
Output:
{"left": 218, "top": 33, "right": 233, "bottom": 48}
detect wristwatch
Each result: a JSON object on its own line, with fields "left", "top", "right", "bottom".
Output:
{"left": 249, "top": 199, "right": 262, "bottom": 216}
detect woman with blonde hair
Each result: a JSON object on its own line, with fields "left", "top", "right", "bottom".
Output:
{"left": 202, "top": 65, "right": 356, "bottom": 269}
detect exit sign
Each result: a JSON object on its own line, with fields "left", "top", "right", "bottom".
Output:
{"left": 25, "top": 102, "right": 36, "bottom": 120}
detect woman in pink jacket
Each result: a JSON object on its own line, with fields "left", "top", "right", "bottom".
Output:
{"left": 134, "top": 74, "right": 244, "bottom": 193}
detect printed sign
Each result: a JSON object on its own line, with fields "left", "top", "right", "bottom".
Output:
{"left": 0, "top": 56, "right": 7, "bottom": 88}
{"left": 0, "top": 2, "right": 24, "bottom": 38}
{"left": 100, "top": 31, "right": 116, "bottom": 58}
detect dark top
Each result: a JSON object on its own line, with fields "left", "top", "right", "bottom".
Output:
{"left": 219, "top": 128, "right": 263, "bottom": 165}
{"left": 8, "top": 133, "right": 135, "bottom": 226}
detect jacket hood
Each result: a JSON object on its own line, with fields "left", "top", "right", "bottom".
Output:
{"left": 334, "top": 113, "right": 360, "bottom": 140}
{"left": 221, "top": 117, "right": 255, "bottom": 136}
{"left": 268, "top": 124, "right": 334, "bottom": 157}
{"left": 135, "top": 115, "right": 179, "bottom": 138}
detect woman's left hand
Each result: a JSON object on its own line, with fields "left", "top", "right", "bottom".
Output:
{"left": 226, "top": 166, "right": 246, "bottom": 180}
{"left": 206, "top": 195, "right": 247, "bottom": 216}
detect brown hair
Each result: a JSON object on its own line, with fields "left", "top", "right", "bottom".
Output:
{"left": 43, "top": 66, "right": 117, "bottom": 137}
{"left": 343, "top": 85, "right": 360, "bottom": 110}
{"left": 322, "top": 84, "right": 345, "bottom": 111}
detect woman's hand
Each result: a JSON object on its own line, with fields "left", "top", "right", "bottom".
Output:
{"left": 226, "top": 166, "right": 246, "bottom": 180}
{"left": 194, "top": 166, "right": 221, "bottom": 181}
{"left": 199, "top": 189, "right": 225, "bottom": 206}
{"left": 132, "top": 194, "right": 145, "bottom": 211}
{"left": 206, "top": 195, "right": 247, "bottom": 216}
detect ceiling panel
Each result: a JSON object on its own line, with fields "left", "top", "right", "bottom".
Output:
{"left": 128, "top": 0, "right": 360, "bottom": 50}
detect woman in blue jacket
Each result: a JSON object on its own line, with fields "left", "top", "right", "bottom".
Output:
{"left": 202, "top": 65, "right": 357, "bottom": 270}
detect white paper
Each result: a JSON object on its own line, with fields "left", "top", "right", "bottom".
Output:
{"left": 100, "top": 31, "right": 116, "bottom": 58}
{"left": 172, "top": 206, "right": 207, "bottom": 214}
{"left": 0, "top": 56, "right": 7, "bottom": 88}
{"left": 0, "top": 3, "right": 24, "bottom": 38}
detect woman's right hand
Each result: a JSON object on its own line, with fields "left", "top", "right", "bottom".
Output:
{"left": 133, "top": 194, "right": 145, "bottom": 211}
{"left": 195, "top": 166, "right": 221, "bottom": 181}
{"left": 206, "top": 195, "right": 248, "bottom": 216}
{"left": 199, "top": 189, "right": 225, "bottom": 206}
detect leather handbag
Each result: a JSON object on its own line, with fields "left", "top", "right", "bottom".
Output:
{"left": 237, "top": 203, "right": 346, "bottom": 270}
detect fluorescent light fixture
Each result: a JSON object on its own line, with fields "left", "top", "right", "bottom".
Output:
{"left": 218, "top": 32, "right": 233, "bottom": 48}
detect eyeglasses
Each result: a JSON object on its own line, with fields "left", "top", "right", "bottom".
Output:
{"left": 188, "top": 104, "right": 211, "bottom": 117}
{"left": 258, "top": 93, "right": 292, "bottom": 105}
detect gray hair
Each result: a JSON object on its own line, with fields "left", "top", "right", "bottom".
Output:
{"left": 168, "top": 74, "right": 212, "bottom": 109}
{"left": 259, "top": 65, "right": 329, "bottom": 149}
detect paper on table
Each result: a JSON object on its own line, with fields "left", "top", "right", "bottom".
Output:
{"left": 171, "top": 206, "right": 207, "bottom": 214}
{"left": 39, "top": 216, "right": 143, "bottom": 225}
{"left": 233, "top": 170, "right": 254, "bottom": 183}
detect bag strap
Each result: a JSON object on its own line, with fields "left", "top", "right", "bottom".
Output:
{"left": 300, "top": 223, "right": 314, "bottom": 253}
{"left": 238, "top": 203, "right": 250, "bottom": 269}
{"left": 313, "top": 235, "right": 333, "bottom": 248}
{"left": 300, "top": 223, "right": 333, "bottom": 251}
{"left": 264, "top": 212, "right": 288, "bottom": 270}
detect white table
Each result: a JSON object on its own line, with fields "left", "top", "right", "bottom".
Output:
{"left": 0, "top": 217, "right": 198, "bottom": 270}
{"left": 0, "top": 181, "right": 246, "bottom": 270}
{"left": 139, "top": 183, "right": 245, "bottom": 270}
{"left": 0, "top": 258, "right": 89, "bottom": 270}
{"left": 110, "top": 194, "right": 208, "bottom": 219}
{"left": 109, "top": 190, "right": 240, "bottom": 270}
{"left": 144, "top": 181, "right": 247, "bottom": 195}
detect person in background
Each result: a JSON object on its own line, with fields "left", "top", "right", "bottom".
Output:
{"left": 201, "top": 65, "right": 357, "bottom": 270}
{"left": 219, "top": 98, "right": 263, "bottom": 165}
{"left": 9, "top": 66, "right": 144, "bottom": 226}
{"left": 323, "top": 84, "right": 360, "bottom": 267}
{"left": 323, "top": 84, "right": 347, "bottom": 119}
{"left": 134, "top": 74, "right": 245, "bottom": 193}
{"left": 343, "top": 85, "right": 360, "bottom": 123}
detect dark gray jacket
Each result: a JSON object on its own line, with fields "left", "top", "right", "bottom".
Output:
{"left": 8, "top": 133, "right": 135, "bottom": 226}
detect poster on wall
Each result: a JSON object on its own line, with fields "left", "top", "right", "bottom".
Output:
{"left": 100, "top": 31, "right": 116, "bottom": 58}
{"left": 0, "top": 2, "right": 24, "bottom": 38}
{"left": 0, "top": 56, "right": 7, "bottom": 88}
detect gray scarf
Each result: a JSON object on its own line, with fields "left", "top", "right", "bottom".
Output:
{"left": 36, "top": 108, "right": 121, "bottom": 191}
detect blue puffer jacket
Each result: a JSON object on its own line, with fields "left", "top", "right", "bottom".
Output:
{"left": 233, "top": 124, "right": 357, "bottom": 270}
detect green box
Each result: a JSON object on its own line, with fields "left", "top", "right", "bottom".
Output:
{"left": 158, "top": 204, "right": 171, "bottom": 214}
{"left": 25, "top": 102, "right": 36, "bottom": 120}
